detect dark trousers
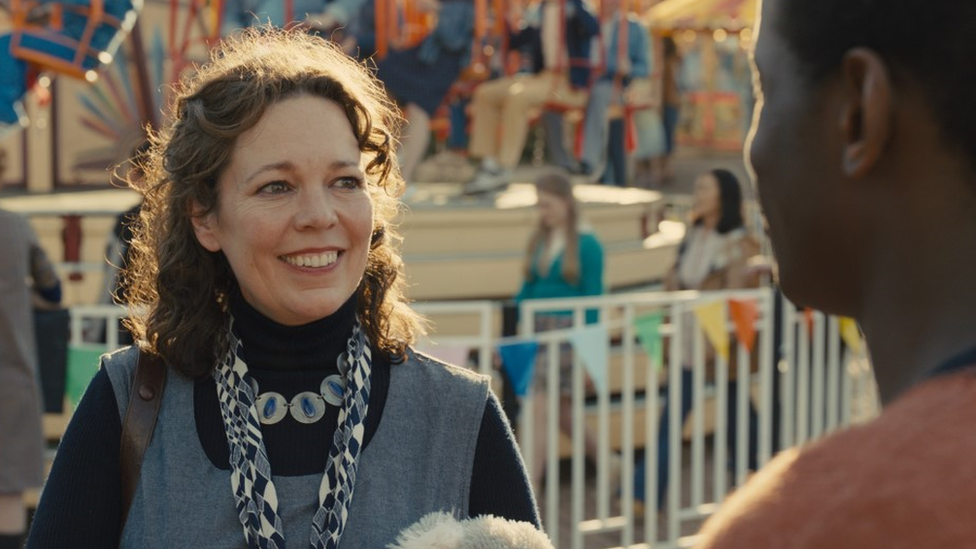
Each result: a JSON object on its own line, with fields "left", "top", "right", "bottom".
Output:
{"left": 635, "top": 369, "right": 760, "bottom": 506}
{"left": 600, "top": 117, "right": 627, "bottom": 186}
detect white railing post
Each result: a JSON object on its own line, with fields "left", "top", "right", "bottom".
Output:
{"left": 796, "top": 311, "right": 810, "bottom": 445}
{"left": 550, "top": 337, "right": 565, "bottom": 547}
{"left": 691, "top": 307, "right": 706, "bottom": 511}
{"left": 758, "top": 288, "right": 775, "bottom": 467}
{"left": 781, "top": 302, "right": 796, "bottom": 451}
{"left": 620, "top": 304, "right": 636, "bottom": 547}
{"left": 570, "top": 318, "right": 585, "bottom": 549}
{"left": 811, "top": 313, "right": 826, "bottom": 439}
{"left": 826, "top": 316, "right": 841, "bottom": 433}
{"left": 713, "top": 320, "right": 729, "bottom": 505}
{"left": 645, "top": 307, "right": 661, "bottom": 544}
{"left": 667, "top": 302, "right": 684, "bottom": 545}
{"left": 735, "top": 336, "right": 749, "bottom": 487}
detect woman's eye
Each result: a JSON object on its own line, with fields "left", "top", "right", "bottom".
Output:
{"left": 334, "top": 176, "right": 365, "bottom": 190}
{"left": 259, "top": 181, "right": 290, "bottom": 194}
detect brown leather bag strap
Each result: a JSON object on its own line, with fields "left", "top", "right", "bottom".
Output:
{"left": 119, "top": 349, "right": 167, "bottom": 530}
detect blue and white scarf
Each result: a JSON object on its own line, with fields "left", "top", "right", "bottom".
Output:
{"left": 213, "top": 318, "right": 372, "bottom": 549}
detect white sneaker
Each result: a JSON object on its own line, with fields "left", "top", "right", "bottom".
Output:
{"left": 463, "top": 166, "right": 511, "bottom": 194}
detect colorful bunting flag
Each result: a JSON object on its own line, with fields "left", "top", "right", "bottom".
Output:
{"left": 729, "top": 299, "right": 758, "bottom": 353}
{"left": 634, "top": 311, "right": 665, "bottom": 370}
{"left": 694, "top": 301, "right": 730, "bottom": 362}
{"left": 803, "top": 307, "right": 815, "bottom": 339}
{"left": 570, "top": 325, "right": 609, "bottom": 394}
{"left": 66, "top": 344, "right": 106, "bottom": 408}
{"left": 839, "top": 317, "right": 862, "bottom": 354}
{"left": 498, "top": 340, "right": 539, "bottom": 397}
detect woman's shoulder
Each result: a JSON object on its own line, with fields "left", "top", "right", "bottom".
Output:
{"left": 101, "top": 345, "right": 141, "bottom": 380}
{"left": 577, "top": 230, "right": 603, "bottom": 249}
{"left": 722, "top": 227, "right": 759, "bottom": 255}
{"left": 99, "top": 345, "right": 142, "bottom": 419}
{"left": 724, "top": 226, "right": 750, "bottom": 239}
{"left": 401, "top": 348, "right": 491, "bottom": 392}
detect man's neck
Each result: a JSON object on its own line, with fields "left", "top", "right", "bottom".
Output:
{"left": 857, "top": 220, "right": 976, "bottom": 405}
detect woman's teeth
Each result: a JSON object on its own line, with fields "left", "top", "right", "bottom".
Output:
{"left": 282, "top": 251, "right": 339, "bottom": 268}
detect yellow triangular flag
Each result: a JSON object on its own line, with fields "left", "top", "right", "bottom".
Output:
{"left": 839, "top": 317, "right": 862, "bottom": 354}
{"left": 694, "top": 301, "right": 729, "bottom": 362}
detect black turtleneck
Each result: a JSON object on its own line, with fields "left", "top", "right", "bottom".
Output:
{"left": 27, "top": 294, "right": 539, "bottom": 547}
{"left": 193, "top": 291, "right": 389, "bottom": 475}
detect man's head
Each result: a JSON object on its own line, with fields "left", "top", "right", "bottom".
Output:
{"left": 747, "top": 0, "right": 976, "bottom": 315}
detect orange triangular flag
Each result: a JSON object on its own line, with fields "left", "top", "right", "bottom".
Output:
{"left": 803, "top": 307, "right": 815, "bottom": 339}
{"left": 729, "top": 299, "right": 758, "bottom": 354}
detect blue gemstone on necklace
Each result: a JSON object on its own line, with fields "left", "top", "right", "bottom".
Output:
{"left": 301, "top": 397, "right": 316, "bottom": 418}
{"left": 263, "top": 398, "right": 277, "bottom": 419}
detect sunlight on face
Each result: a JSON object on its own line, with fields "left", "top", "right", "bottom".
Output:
{"left": 192, "top": 95, "right": 374, "bottom": 326}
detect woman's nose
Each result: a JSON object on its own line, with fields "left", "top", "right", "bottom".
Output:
{"left": 294, "top": 187, "right": 339, "bottom": 229}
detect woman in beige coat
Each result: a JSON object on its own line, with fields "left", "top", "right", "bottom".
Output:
{"left": 0, "top": 204, "right": 62, "bottom": 549}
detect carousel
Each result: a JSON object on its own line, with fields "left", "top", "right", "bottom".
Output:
{"left": 0, "top": 0, "right": 679, "bottom": 304}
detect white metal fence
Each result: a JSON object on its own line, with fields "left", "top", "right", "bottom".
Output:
{"left": 64, "top": 288, "right": 878, "bottom": 549}
{"left": 515, "top": 288, "right": 878, "bottom": 548}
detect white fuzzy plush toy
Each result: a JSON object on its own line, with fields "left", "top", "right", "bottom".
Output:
{"left": 387, "top": 512, "right": 556, "bottom": 549}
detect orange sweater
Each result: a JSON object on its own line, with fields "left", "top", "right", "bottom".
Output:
{"left": 696, "top": 368, "right": 976, "bottom": 549}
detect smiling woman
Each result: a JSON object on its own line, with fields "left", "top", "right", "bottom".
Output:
{"left": 190, "top": 96, "right": 375, "bottom": 328}
{"left": 27, "top": 28, "right": 545, "bottom": 549}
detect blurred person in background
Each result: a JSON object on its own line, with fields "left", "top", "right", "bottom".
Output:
{"left": 634, "top": 168, "right": 761, "bottom": 511}
{"left": 373, "top": 0, "right": 476, "bottom": 186}
{"left": 463, "top": 0, "right": 599, "bottom": 193}
{"left": 659, "top": 35, "right": 682, "bottom": 184}
{"left": 515, "top": 171, "right": 620, "bottom": 494}
{"left": 577, "top": 0, "right": 651, "bottom": 183}
{"left": 0, "top": 156, "right": 62, "bottom": 549}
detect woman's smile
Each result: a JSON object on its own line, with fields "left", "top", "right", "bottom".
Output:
{"left": 280, "top": 249, "right": 342, "bottom": 269}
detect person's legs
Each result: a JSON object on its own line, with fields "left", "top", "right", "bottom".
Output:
{"left": 496, "top": 72, "right": 554, "bottom": 169}
{"left": 447, "top": 98, "right": 469, "bottom": 151}
{"left": 633, "top": 107, "right": 666, "bottom": 187}
{"left": 0, "top": 494, "right": 25, "bottom": 548}
{"left": 639, "top": 368, "right": 694, "bottom": 508}
{"left": 726, "top": 379, "right": 761, "bottom": 478}
{"left": 530, "top": 389, "right": 549, "bottom": 495}
{"left": 580, "top": 80, "right": 614, "bottom": 177}
{"left": 661, "top": 104, "right": 680, "bottom": 181}
{"left": 468, "top": 77, "right": 515, "bottom": 162}
{"left": 650, "top": 156, "right": 665, "bottom": 187}
{"left": 605, "top": 117, "right": 626, "bottom": 186}
{"left": 398, "top": 103, "right": 431, "bottom": 183}
{"left": 557, "top": 394, "right": 600, "bottom": 462}
{"left": 541, "top": 111, "right": 575, "bottom": 171}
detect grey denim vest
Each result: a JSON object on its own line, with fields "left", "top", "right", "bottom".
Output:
{"left": 105, "top": 346, "right": 490, "bottom": 547}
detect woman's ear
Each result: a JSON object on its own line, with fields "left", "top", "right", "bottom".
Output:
{"left": 190, "top": 202, "right": 222, "bottom": 252}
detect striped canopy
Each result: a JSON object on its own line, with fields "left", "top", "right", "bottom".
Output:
{"left": 644, "top": 0, "right": 757, "bottom": 31}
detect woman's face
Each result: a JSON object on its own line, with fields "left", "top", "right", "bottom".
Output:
{"left": 536, "top": 190, "right": 571, "bottom": 230}
{"left": 693, "top": 173, "right": 721, "bottom": 219}
{"left": 192, "top": 94, "right": 373, "bottom": 326}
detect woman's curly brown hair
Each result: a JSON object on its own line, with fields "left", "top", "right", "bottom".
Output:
{"left": 123, "top": 27, "right": 425, "bottom": 378}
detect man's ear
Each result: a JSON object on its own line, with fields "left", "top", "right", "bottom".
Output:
{"left": 190, "top": 202, "right": 222, "bottom": 252}
{"left": 838, "top": 48, "right": 893, "bottom": 179}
